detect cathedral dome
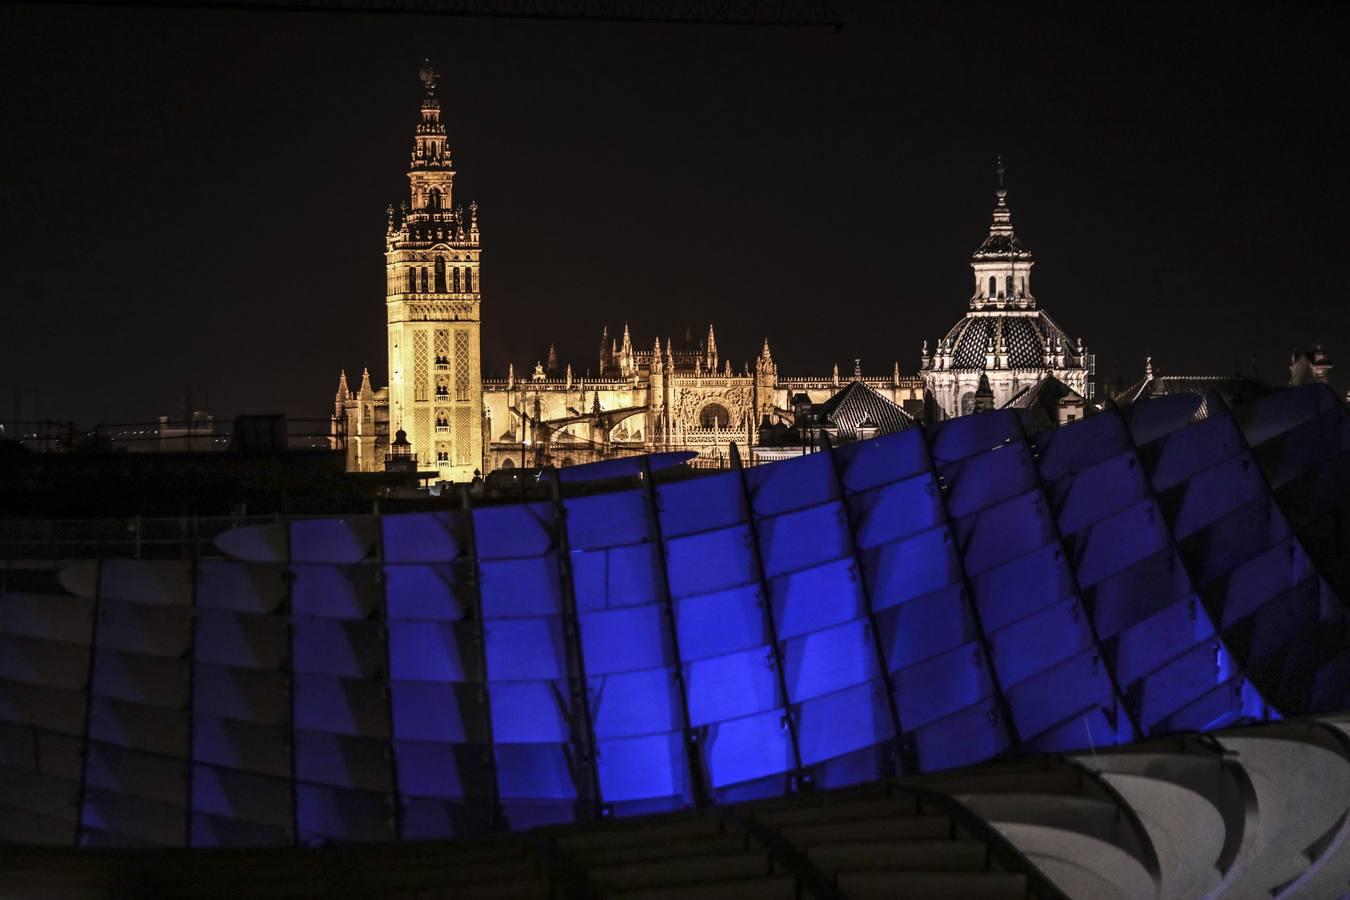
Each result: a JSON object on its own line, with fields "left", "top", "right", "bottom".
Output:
{"left": 938, "top": 310, "right": 1074, "bottom": 371}
{"left": 920, "top": 162, "right": 1094, "bottom": 422}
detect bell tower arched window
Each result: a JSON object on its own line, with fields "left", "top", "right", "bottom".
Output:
{"left": 421, "top": 267, "right": 429, "bottom": 292}
{"left": 466, "top": 268, "right": 473, "bottom": 292}
{"left": 407, "top": 269, "right": 415, "bottom": 293}
{"left": 453, "top": 267, "right": 461, "bottom": 293}
{"left": 1006, "top": 275, "right": 1014, "bottom": 296}
{"left": 434, "top": 257, "right": 447, "bottom": 293}
{"left": 988, "top": 276, "right": 996, "bottom": 297}
{"left": 427, "top": 188, "right": 441, "bottom": 211}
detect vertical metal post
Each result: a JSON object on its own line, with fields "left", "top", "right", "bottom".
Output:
{"left": 459, "top": 486, "right": 505, "bottom": 830}
{"left": 73, "top": 559, "right": 103, "bottom": 847}
{"left": 728, "top": 443, "right": 806, "bottom": 790}
{"left": 547, "top": 473, "right": 602, "bottom": 821}
{"left": 919, "top": 431, "right": 1022, "bottom": 749}
{"left": 1110, "top": 397, "right": 1244, "bottom": 726}
{"left": 373, "top": 513, "right": 405, "bottom": 840}
{"left": 1018, "top": 417, "right": 1142, "bottom": 739}
{"left": 282, "top": 519, "right": 301, "bottom": 845}
{"left": 638, "top": 457, "right": 711, "bottom": 808}
{"left": 817, "top": 434, "right": 909, "bottom": 774}
{"left": 183, "top": 550, "right": 200, "bottom": 847}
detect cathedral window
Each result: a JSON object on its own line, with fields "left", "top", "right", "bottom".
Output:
{"left": 428, "top": 188, "right": 441, "bottom": 210}
{"left": 435, "top": 257, "right": 447, "bottom": 293}
{"left": 453, "top": 267, "right": 461, "bottom": 293}
{"left": 960, "top": 392, "right": 975, "bottom": 416}
{"left": 421, "top": 268, "right": 429, "bottom": 292}
{"left": 1006, "top": 275, "right": 1014, "bottom": 296}
{"left": 465, "top": 267, "right": 473, "bottom": 292}
{"left": 407, "top": 269, "right": 415, "bottom": 293}
{"left": 699, "top": 403, "right": 731, "bottom": 428}
{"left": 988, "top": 276, "right": 996, "bottom": 297}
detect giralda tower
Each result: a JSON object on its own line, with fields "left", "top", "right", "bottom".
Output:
{"left": 385, "top": 61, "right": 483, "bottom": 480}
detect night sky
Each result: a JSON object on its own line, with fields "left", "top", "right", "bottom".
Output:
{"left": 2, "top": 2, "right": 1347, "bottom": 427}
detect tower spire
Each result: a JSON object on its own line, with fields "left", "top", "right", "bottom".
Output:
{"left": 380, "top": 61, "right": 483, "bottom": 481}
{"left": 412, "top": 60, "right": 450, "bottom": 170}
{"left": 336, "top": 369, "right": 350, "bottom": 402}
{"left": 991, "top": 155, "right": 1012, "bottom": 230}
{"left": 969, "top": 157, "right": 1034, "bottom": 310}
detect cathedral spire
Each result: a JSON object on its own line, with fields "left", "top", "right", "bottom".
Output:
{"left": 412, "top": 60, "right": 450, "bottom": 170}
{"left": 991, "top": 155, "right": 1012, "bottom": 232}
{"left": 358, "top": 366, "right": 374, "bottom": 398}
{"left": 706, "top": 324, "right": 719, "bottom": 372}
{"left": 970, "top": 157, "right": 1034, "bottom": 310}
{"left": 336, "top": 369, "right": 350, "bottom": 402}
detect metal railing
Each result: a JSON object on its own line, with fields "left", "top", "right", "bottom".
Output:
{"left": 0, "top": 417, "right": 343, "bottom": 454}
{"left": 0, "top": 514, "right": 290, "bottom": 562}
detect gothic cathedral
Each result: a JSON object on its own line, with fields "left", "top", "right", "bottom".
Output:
{"left": 333, "top": 66, "right": 1095, "bottom": 478}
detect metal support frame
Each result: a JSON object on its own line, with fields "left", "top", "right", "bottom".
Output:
{"left": 1108, "top": 397, "right": 1257, "bottom": 729}
{"left": 1016, "top": 418, "right": 1144, "bottom": 740}
{"left": 36, "top": 0, "right": 845, "bottom": 28}
{"left": 373, "top": 514, "right": 405, "bottom": 840}
{"left": 183, "top": 551, "right": 200, "bottom": 847}
{"left": 548, "top": 474, "right": 603, "bottom": 821}
{"left": 720, "top": 809, "right": 844, "bottom": 899}
{"left": 73, "top": 559, "right": 104, "bottom": 847}
{"left": 919, "top": 430, "right": 1022, "bottom": 749}
{"left": 282, "top": 522, "right": 301, "bottom": 845}
{"left": 459, "top": 486, "right": 505, "bottom": 829}
{"left": 818, "top": 433, "right": 909, "bottom": 774}
{"left": 729, "top": 443, "right": 807, "bottom": 790}
{"left": 638, "top": 457, "right": 712, "bottom": 808}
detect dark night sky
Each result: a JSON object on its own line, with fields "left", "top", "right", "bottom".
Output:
{"left": 2, "top": 2, "right": 1347, "bottom": 426}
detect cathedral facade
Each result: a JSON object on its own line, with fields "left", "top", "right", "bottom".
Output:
{"left": 332, "top": 68, "right": 1094, "bottom": 477}
{"left": 481, "top": 327, "right": 923, "bottom": 471}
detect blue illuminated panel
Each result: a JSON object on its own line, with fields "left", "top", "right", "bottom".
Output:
{"left": 3, "top": 386, "right": 1349, "bottom": 847}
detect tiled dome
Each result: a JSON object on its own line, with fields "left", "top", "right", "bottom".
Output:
{"left": 939, "top": 311, "right": 1072, "bottom": 370}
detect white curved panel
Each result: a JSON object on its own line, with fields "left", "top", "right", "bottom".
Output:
{"left": 1211, "top": 735, "right": 1350, "bottom": 899}
{"left": 1096, "top": 772, "right": 1224, "bottom": 900}
{"left": 995, "top": 821, "right": 1156, "bottom": 900}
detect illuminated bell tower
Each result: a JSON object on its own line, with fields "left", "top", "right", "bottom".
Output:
{"left": 386, "top": 61, "right": 483, "bottom": 481}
